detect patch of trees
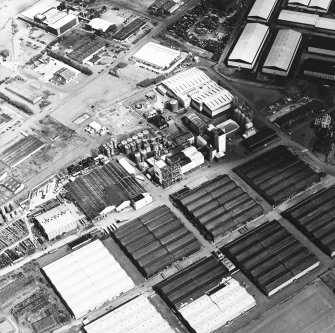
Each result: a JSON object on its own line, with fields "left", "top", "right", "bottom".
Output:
{"left": 0, "top": 92, "right": 34, "bottom": 115}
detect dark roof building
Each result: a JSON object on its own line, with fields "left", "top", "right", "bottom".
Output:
{"left": 113, "top": 18, "right": 146, "bottom": 41}
{"left": 242, "top": 127, "right": 279, "bottom": 152}
{"left": 303, "top": 58, "right": 335, "bottom": 81}
{"left": 308, "top": 36, "right": 335, "bottom": 57}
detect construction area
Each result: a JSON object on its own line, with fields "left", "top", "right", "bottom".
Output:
{"left": 223, "top": 220, "right": 320, "bottom": 297}
{"left": 234, "top": 145, "right": 322, "bottom": 206}
{"left": 172, "top": 175, "right": 264, "bottom": 242}
{"left": 283, "top": 187, "right": 335, "bottom": 257}
{"left": 111, "top": 205, "right": 201, "bottom": 278}
{"left": 64, "top": 160, "right": 146, "bottom": 220}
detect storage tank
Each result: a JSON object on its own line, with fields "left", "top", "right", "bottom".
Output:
{"left": 127, "top": 137, "right": 133, "bottom": 144}
{"left": 130, "top": 142, "right": 136, "bottom": 153}
{"left": 156, "top": 134, "right": 162, "bottom": 143}
{"left": 146, "top": 144, "right": 151, "bottom": 153}
{"left": 137, "top": 132, "right": 144, "bottom": 140}
{"left": 158, "top": 143, "right": 163, "bottom": 151}
{"left": 124, "top": 144, "right": 131, "bottom": 155}
{"left": 135, "top": 139, "right": 142, "bottom": 150}
{"left": 121, "top": 140, "right": 127, "bottom": 148}
{"left": 162, "top": 137, "right": 168, "bottom": 147}
{"left": 235, "top": 109, "right": 242, "bottom": 123}
{"left": 142, "top": 130, "right": 149, "bottom": 139}
{"left": 132, "top": 135, "right": 138, "bottom": 142}
{"left": 140, "top": 149, "right": 147, "bottom": 161}
{"left": 134, "top": 152, "right": 141, "bottom": 164}
{"left": 142, "top": 138, "right": 148, "bottom": 147}
{"left": 112, "top": 138, "right": 117, "bottom": 149}
{"left": 170, "top": 99, "right": 178, "bottom": 112}
{"left": 152, "top": 142, "right": 159, "bottom": 152}
{"left": 241, "top": 113, "right": 246, "bottom": 125}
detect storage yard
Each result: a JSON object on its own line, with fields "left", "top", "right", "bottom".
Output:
{"left": 64, "top": 160, "right": 146, "bottom": 220}
{"left": 172, "top": 175, "right": 264, "bottom": 242}
{"left": 0, "top": 135, "right": 45, "bottom": 169}
{"left": 283, "top": 187, "right": 335, "bottom": 257}
{"left": 223, "top": 220, "right": 320, "bottom": 296}
{"left": 112, "top": 205, "right": 201, "bottom": 278}
{"left": 234, "top": 145, "right": 321, "bottom": 206}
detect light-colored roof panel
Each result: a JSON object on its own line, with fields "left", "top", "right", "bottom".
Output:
{"left": 48, "top": 13, "right": 77, "bottom": 29}
{"left": 43, "top": 240, "right": 134, "bottom": 318}
{"left": 288, "top": 0, "right": 310, "bottom": 6}
{"left": 309, "top": 0, "right": 332, "bottom": 10}
{"left": 248, "top": 0, "right": 279, "bottom": 21}
{"left": 315, "top": 17, "right": 335, "bottom": 30}
{"left": 263, "top": 29, "right": 302, "bottom": 71}
{"left": 278, "top": 9, "right": 318, "bottom": 26}
{"left": 228, "top": 23, "right": 269, "bottom": 64}
{"left": 89, "top": 18, "right": 113, "bottom": 32}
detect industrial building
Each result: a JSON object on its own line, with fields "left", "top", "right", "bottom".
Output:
{"left": 303, "top": 58, "right": 335, "bottom": 81}
{"left": 0, "top": 135, "right": 45, "bottom": 169}
{"left": 242, "top": 127, "right": 279, "bottom": 152}
{"left": 19, "top": 0, "right": 78, "bottom": 36}
{"left": 35, "top": 203, "right": 80, "bottom": 240}
{"left": 68, "top": 39, "right": 105, "bottom": 64}
{"left": 228, "top": 23, "right": 269, "bottom": 69}
{"left": 183, "top": 112, "right": 207, "bottom": 136}
{"left": 223, "top": 220, "right": 320, "bottom": 296}
{"left": 308, "top": 36, "right": 335, "bottom": 57}
{"left": 283, "top": 187, "right": 335, "bottom": 257}
{"left": 5, "top": 82, "right": 42, "bottom": 104}
{"left": 287, "top": 0, "right": 332, "bottom": 13}
{"left": 84, "top": 295, "right": 175, "bottom": 333}
{"left": 112, "top": 205, "right": 201, "bottom": 277}
{"left": 88, "top": 18, "right": 116, "bottom": 33}
{"left": 43, "top": 240, "right": 135, "bottom": 318}
{"left": 174, "top": 175, "right": 263, "bottom": 242}
{"left": 64, "top": 160, "right": 146, "bottom": 220}
{"left": 262, "top": 29, "right": 302, "bottom": 76}
{"left": 53, "top": 67, "right": 76, "bottom": 84}
{"left": 234, "top": 145, "right": 321, "bottom": 206}
{"left": 113, "top": 18, "right": 146, "bottom": 41}
{"left": 132, "top": 42, "right": 181, "bottom": 72}
{"left": 247, "top": 0, "right": 279, "bottom": 22}
{"left": 155, "top": 256, "right": 256, "bottom": 332}
{"left": 161, "top": 68, "right": 235, "bottom": 117}
{"left": 1, "top": 177, "right": 24, "bottom": 194}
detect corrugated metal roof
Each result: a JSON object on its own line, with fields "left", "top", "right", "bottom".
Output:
{"left": 263, "top": 29, "right": 302, "bottom": 71}
{"left": 278, "top": 9, "right": 318, "bottom": 26}
{"left": 248, "top": 0, "right": 278, "bottom": 21}
{"left": 229, "top": 23, "right": 269, "bottom": 64}
{"left": 288, "top": 0, "right": 310, "bottom": 6}
{"left": 315, "top": 17, "right": 335, "bottom": 30}
{"left": 309, "top": 0, "right": 331, "bottom": 10}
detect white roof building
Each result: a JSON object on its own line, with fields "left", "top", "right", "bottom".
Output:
{"left": 161, "top": 68, "right": 234, "bottom": 116}
{"left": 89, "top": 18, "right": 114, "bottom": 32}
{"left": 84, "top": 295, "right": 174, "bottom": 333}
{"left": 179, "top": 278, "right": 256, "bottom": 333}
{"left": 262, "top": 29, "right": 302, "bottom": 76}
{"left": 35, "top": 203, "right": 79, "bottom": 240}
{"left": 133, "top": 42, "right": 181, "bottom": 70}
{"left": 288, "top": 0, "right": 332, "bottom": 12}
{"left": 248, "top": 0, "right": 279, "bottom": 22}
{"left": 278, "top": 9, "right": 318, "bottom": 26}
{"left": 43, "top": 240, "right": 134, "bottom": 318}
{"left": 228, "top": 23, "right": 269, "bottom": 69}
{"left": 315, "top": 17, "right": 335, "bottom": 31}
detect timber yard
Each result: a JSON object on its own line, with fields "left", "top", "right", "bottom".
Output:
{"left": 1, "top": 0, "right": 335, "bottom": 333}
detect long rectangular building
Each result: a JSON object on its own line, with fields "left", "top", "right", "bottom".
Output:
{"left": 228, "top": 23, "right": 269, "bottom": 69}
{"left": 288, "top": 0, "right": 332, "bottom": 13}
{"left": 248, "top": 0, "right": 279, "bottom": 22}
{"left": 308, "top": 36, "right": 335, "bottom": 57}
{"left": 223, "top": 220, "right": 320, "bottom": 296}
{"left": 262, "top": 29, "right": 302, "bottom": 76}
{"left": 303, "top": 58, "right": 335, "bottom": 81}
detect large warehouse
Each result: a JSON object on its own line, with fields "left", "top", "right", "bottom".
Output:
{"left": 132, "top": 42, "right": 181, "bottom": 72}
{"left": 112, "top": 205, "right": 201, "bottom": 277}
{"left": 247, "top": 0, "right": 279, "bottom": 22}
{"left": 43, "top": 240, "right": 134, "bottom": 318}
{"left": 288, "top": 0, "right": 332, "bottom": 13}
{"left": 223, "top": 220, "right": 320, "bottom": 296}
{"left": 303, "top": 58, "right": 335, "bottom": 81}
{"left": 155, "top": 256, "right": 256, "bottom": 332}
{"left": 173, "top": 175, "right": 263, "bottom": 242}
{"left": 262, "top": 29, "right": 302, "bottom": 76}
{"left": 228, "top": 23, "right": 269, "bottom": 69}
{"left": 84, "top": 295, "right": 174, "bottom": 333}
{"left": 278, "top": 10, "right": 318, "bottom": 27}
{"left": 161, "top": 68, "right": 235, "bottom": 117}
{"left": 283, "top": 187, "right": 335, "bottom": 257}
{"left": 308, "top": 36, "right": 335, "bottom": 57}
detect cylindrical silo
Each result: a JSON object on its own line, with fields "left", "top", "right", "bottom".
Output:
{"left": 134, "top": 152, "right": 141, "bottom": 164}
{"left": 124, "top": 144, "right": 131, "bottom": 155}
{"left": 142, "top": 130, "right": 149, "bottom": 139}
{"left": 140, "top": 149, "right": 147, "bottom": 161}
{"left": 170, "top": 99, "right": 178, "bottom": 112}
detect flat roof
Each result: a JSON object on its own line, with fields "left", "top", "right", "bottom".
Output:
{"left": 248, "top": 0, "right": 279, "bottom": 21}
{"left": 278, "top": 10, "right": 318, "bottom": 26}
{"left": 309, "top": 0, "right": 332, "bottom": 10}
{"left": 84, "top": 295, "right": 175, "bottom": 333}
{"left": 263, "top": 29, "right": 302, "bottom": 71}
{"left": 133, "top": 42, "right": 180, "bottom": 69}
{"left": 43, "top": 240, "right": 135, "bottom": 318}
{"left": 48, "top": 13, "right": 77, "bottom": 29}
{"left": 315, "top": 17, "right": 335, "bottom": 31}
{"left": 229, "top": 23, "right": 269, "bottom": 64}
{"left": 89, "top": 18, "right": 113, "bottom": 32}
{"left": 19, "top": 0, "right": 60, "bottom": 20}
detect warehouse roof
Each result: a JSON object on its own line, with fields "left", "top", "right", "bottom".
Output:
{"left": 263, "top": 29, "right": 302, "bottom": 71}
{"left": 315, "top": 17, "right": 335, "bottom": 31}
{"left": 309, "top": 36, "right": 335, "bottom": 51}
{"left": 133, "top": 42, "right": 181, "bottom": 69}
{"left": 43, "top": 240, "right": 134, "bottom": 318}
{"left": 288, "top": 0, "right": 310, "bottom": 5}
{"left": 89, "top": 18, "right": 113, "bottom": 32}
{"left": 303, "top": 58, "right": 335, "bottom": 75}
{"left": 19, "top": 0, "right": 60, "bottom": 20}
{"left": 229, "top": 23, "right": 269, "bottom": 64}
{"left": 248, "top": 0, "right": 278, "bottom": 21}
{"left": 278, "top": 10, "right": 318, "bottom": 26}
{"left": 84, "top": 295, "right": 174, "bottom": 333}
{"left": 309, "top": 0, "right": 332, "bottom": 11}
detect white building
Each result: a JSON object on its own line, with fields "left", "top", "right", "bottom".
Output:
{"left": 278, "top": 10, "right": 319, "bottom": 27}
{"left": 132, "top": 193, "right": 153, "bottom": 210}
{"left": 43, "top": 240, "right": 135, "bottom": 319}
{"left": 179, "top": 278, "right": 256, "bottom": 333}
{"left": 262, "top": 29, "right": 302, "bottom": 76}
{"left": 228, "top": 23, "right": 269, "bottom": 69}
{"left": 132, "top": 42, "right": 181, "bottom": 72}
{"left": 161, "top": 68, "right": 235, "bottom": 117}
{"left": 35, "top": 203, "right": 79, "bottom": 240}
{"left": 88, "top": 18, "right": 115, "bottom": 33}
{"left": 288, "top": 0, "right": 332, "bottom": 13}
{"left": 84, "top": 295, "right": 175, "bottom": 333}
{"left": 248, "top": 0, "right": 279, "bottom": 22}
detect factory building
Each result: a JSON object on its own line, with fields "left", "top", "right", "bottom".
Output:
{"left": 88, "top": 18, "right": 116, "bottom": 33}
{"left": 84, "top": 295, "right": 175, "bottom": 333}
{"left": 35, "top": 203, "right": 79, "bottom": 240}
{"left": 262, "top": 29, "right": 302, "bottom": 76}
{"left": 303, "top": 58, "right": 335, "bottom": 81}
{"left": 308, "top": 36, "right": 335, "bottom": 57}
{"left": 228, "top": 23, "right": 269, "bottom": 69}
{"left": 161, "top": 68, "right": 235, "bottom": 117}
{"left": 132, "top": 42, "right": 182, "bottom": 72}
{"left": 287, "top": 0, "right": 332, "bottom": 13}
{"left": 43, "top": 240, "right": 135, "bottom": 319}
{"left": 247, "top": 0, "right": 279, "bottom": 22}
